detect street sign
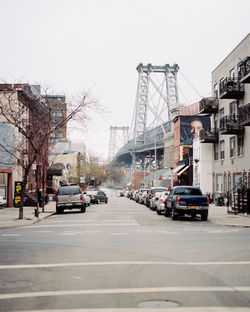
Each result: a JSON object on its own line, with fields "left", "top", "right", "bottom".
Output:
{"left": 14, "top": 181, "right": 22, "bottom": 207}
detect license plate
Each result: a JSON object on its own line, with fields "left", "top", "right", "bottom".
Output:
{"left": 190, "top": 206, "right": 196, "bottom": 209}
{"left": 67, "top": 203, "right": 72, "bottom": 206}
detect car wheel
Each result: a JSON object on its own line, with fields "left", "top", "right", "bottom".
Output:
{"left": 105, "top": 200, "right": 108, "bottom": 204}
{"left": 201, "top": 211, "right": 208, "bottom": 221}
{"left": 171, "top": 206, "right": 177, "bottom": 220}
{"left": 81, "top": 206, "right": 86, "bottom": 213}
{"left": 164, "top": 207, "right": 170, "bottom": 217}
{"left": 56, "top": 207, "right": 63, "bottom": 214}
{"left": 157, "top": 209, "right": 161, "bottom": 215}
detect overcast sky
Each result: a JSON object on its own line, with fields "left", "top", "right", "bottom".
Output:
{"left": 1, "top": 0, "right": 250, "bottom": 160}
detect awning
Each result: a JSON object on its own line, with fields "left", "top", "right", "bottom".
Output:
{"left": 177, "top": 165, "right": 190, "bottom": 176}
{"left": 173, "top": 164, "right": 185, "bottom": 174}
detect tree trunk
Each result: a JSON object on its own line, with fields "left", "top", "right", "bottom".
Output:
{"left": 19, "top": 168, "right": 29, "bottom": 220}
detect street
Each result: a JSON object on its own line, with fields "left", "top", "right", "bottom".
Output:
{"left": 0, "top": 189, "right": 250, "bottom": 311}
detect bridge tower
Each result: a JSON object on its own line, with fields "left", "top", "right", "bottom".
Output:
{"left": 108, "top": 126, "right": 129, "bottom": 162}
{"left": 132, "top": 63, "right": 179, "bottom": 170}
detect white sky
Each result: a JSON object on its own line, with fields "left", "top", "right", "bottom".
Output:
{"left": 1, "top": 0, "right": 250, "bottom": 161}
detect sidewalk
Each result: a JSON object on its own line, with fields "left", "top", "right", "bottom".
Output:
{"left": 208, "top": 204, "right": 250, "bottom": 228}
{"left": 0, "top": 201, "right": 56, "bottom": 229}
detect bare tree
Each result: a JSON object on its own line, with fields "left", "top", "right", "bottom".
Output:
{"left": 0, "top": 84, "right": 98, "bottom": 219}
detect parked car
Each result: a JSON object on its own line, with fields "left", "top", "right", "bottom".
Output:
{"left": 86, "top": 190, "right": 108, "bottom": 204}
{"left": 0, "top": 195, "right": 6, "bottom": 207}
{"left": 150, "top": 191, "right": 163, "bottom": 211}
{"left": 83, "top": 192, "right": 91, "bottom": 206}
{"left": 156, "top": 191, "right": 170, "bottom": 215}
{"left": 164, "top": 186, "right": 210, "bottom": 220}
{"left": 139, "top": 190, "right": 150, "bottom": 205}
{"left": 146, "top": 187, "right": 169, "bottom": 207}
{"left": 56, "top": 185, "right": 86, "bottom": 214}
{"left": 136, "top": 189, "right": 149, "bottom": 203}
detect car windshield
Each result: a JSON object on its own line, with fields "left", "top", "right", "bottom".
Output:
{"left": 151, "top": 188, "right": 168, "bottom": 194}
{"left": 174, "top": 188, "right": 202, "bottom": 195}
{"left": 86, "top": 191, "right": 98, "bottom": 195}
{"left": 58, "top": 186, "right": 81, "bottom": 195}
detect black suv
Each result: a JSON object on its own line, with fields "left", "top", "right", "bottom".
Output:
{"left": 86, "top": 190, "right": 108, "bottom": 204}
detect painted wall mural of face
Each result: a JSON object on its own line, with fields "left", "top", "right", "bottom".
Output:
{"left": 180, "top": 116, "right": 211, "bottom": 146}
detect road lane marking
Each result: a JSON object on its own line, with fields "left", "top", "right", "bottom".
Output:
{"left": 25, "top": 223, "right": 139, "bottom": 228}
{"left": 1, "top": 286, "right": 250, "bottom": 300}
{"left": 8, "top": 308, "right": 250, "bottom": 312}
{"left": 1, "top": 234, "right": 20, "bottom": 237}
{"left": 109, "top": 233, "right": 128, "bottom": 235}
{"left": 1, "top": 261, "right": 250, "bottom": 269}
{"left": 34, "top": 231, "right": 51, "bottom": 233}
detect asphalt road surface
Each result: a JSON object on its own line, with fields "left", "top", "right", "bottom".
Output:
{"left": 0, "top": 188, "right": 250, "bottom": 312}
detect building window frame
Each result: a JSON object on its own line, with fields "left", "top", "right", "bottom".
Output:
{"left": 220, "top": 140, "right": 225, "bottom": 160}
{"left": 214, "top": 143, "right": 219, "bottom": 161}
{"left": 230, "top": 136, "right": 236, "bottom": 158}
{"left": 238, "top": 136, "right": 244, "bottom": 156}
{"left": 216, "top": 174, "right": 223, "bottom": 192}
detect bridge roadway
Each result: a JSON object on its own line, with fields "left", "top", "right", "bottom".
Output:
{"left": 114, "top": 121, "right": 171, "bottom": 166}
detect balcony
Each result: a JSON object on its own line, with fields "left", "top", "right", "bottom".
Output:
{"left": 239, "top": 103, "right": 250, "bottom": 126}
{"left": 220, "top": 115, "right": 245, "bottom": 135}
{"left": 199, "top": 129, "right": 219, "bottom": 143}
{"left": 219, "top": 78, "right": 244, "bottom": 99}
{"left": 199, "top": 97, "right": 219, "bottom": 114}
{"left": 238, "top": 56, "right": 250, "bottom": 83}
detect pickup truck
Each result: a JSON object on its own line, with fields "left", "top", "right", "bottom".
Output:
{"left": 164, "top": 186, "right": 209, "bottom": 221}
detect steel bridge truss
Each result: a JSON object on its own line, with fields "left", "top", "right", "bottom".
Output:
{"left": 131, "top": 63, "right": 179, "bottom": 170}
{"left": 108, "top": 126, "right": 129, "bottom": 162}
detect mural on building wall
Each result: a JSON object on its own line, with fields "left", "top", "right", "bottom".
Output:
{"left": 0, "top": 122, "right": 14, "bottom": 169}
{"left": 180, "top": 116, "right": 211, "bottom": 146}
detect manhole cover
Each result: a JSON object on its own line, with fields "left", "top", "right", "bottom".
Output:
{"left": 0, "top": 281, "right": 34, "bottom": 289}
{"left": 138, "top": 300, "right": 180, "bottom": 308}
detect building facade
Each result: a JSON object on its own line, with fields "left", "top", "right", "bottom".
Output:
{"left": 208, "top": 34, "right": 250, "bottom": 200}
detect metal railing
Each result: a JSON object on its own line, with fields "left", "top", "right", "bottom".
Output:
{"left": 199, "top": 97, "right": 219, "bottom": 113}
{"left": 219, "top": 77, "right": 244, "bottom": 96}
{"left": 219, "top": 115, "right": 243, "bottom": 132}
{"left": 238, "top": 57, "right": 250, "bottom": 81}
{"left": 227, "top": 173, "right": 250, "bottom": 215}
{"left": 239, "top": 103, "right": 250, "bottom": 123}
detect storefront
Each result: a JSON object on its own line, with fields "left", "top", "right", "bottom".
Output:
{"left": 0, "top": 169, "right": 12, "bottom": 207}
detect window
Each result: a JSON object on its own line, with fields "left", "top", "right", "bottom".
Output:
{"left": 233, "top": 173, "right": 242, "bottom": 193}
{"left": 214, "top": 143, "right": 219, "bottom": 160}
{"left": 214, "top": 113, "right": 218, "bottom": 130}
{"left": 216, "top": 174, "right": 223, "bottom": 192}
{"left": 230, "top": 68, "right": 235, "bottom": 79}
{"left": 230, "top": 136, "right": 236, "bottom": 157}
{"left": 238, "top": 136, "right": 244, "bottom": 156}
{"left": 219, "top": 108, "right": 224, "bottom": 119}
{"left": 220, "top": 140, "right": 225, "bottom": 159}
{"left": 230, "top": 101, "right": 237, "bottom": 119}
{"left": 214, "top": 83, "right": 218, "bottom": 98}
{"left": 224, "top": 174, "right": 227, "bottom": 193}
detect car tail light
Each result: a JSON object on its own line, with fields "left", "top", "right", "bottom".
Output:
{"left": 143, "top": 196, "right": 145, "bottom": 199}
{"left": 91, "top": 195, "right": 95, "bottom": 198}
{"left": 80, "top": 194, "right": 83, "bottom": 201}
{"left": 56, "top": 196, "right": 58, "bottom": 203}
{"left": 149, "top": 193, "right": 152, "bottom": 197}
{"left": 176, "top": 196, "right": 180, "bottom": 204}
{"left": 207, "top": 196, "right": 210, "bottom": 204}
{"left": 155, "top": 198, "right": 158, "bottom": 201}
